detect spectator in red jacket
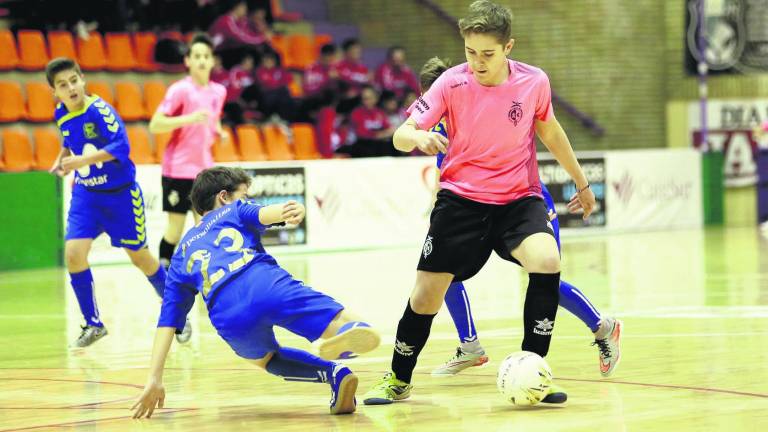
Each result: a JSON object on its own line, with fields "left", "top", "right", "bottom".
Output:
{"left": 336, "top": 38, "right": 371, "bottom": 114}
{"left": 299, "top": 43, "right": 340, "bottom": 120}
{"left": 375, "top": 46, "right": 419, "bottom": 101}
{"left": 338, "top": 86, "right": 397, "bottom": 158}
{"left": 254, "top": 51, "right": 295, "bottom": 122}
{"left": 209, "top": 0, "right": 271, "bottom": 68}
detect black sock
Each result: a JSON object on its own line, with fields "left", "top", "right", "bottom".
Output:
{"left": 391, "top": 300, "right": 436, "bottom": 384}
{"left": 522, "top": 272, "right": 560, "bottom": 357}
{"left": 159, "top": 238, "right": 176, "bottom": 265}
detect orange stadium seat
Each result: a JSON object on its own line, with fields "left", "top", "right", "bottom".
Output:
{"left": 133, "top": 32, "right": 158, "bottom": 72}
{"left": 143, "top": 81, "right": 167, "bottom": 117}
{"left": 126, "top": 125, "right": 155, "bottom": 164}
{"left": 262, "top": 124, "right": 294, "bottom": 160}
{"left": 292, "top": 123, "right": 321, "bottom": 159}
{"left": 105, "top": 32, "right": 137, "bottom": 71}
{"left": 114, "top": 81, "right": 146, "bottom": 121}
{"left": 314, "top": 34, "right": 332, "bottom": 55}
{"left": 76, "top": 32, "right": 107, "bottom": 70}
{"left": 286, "top": 34, "right": 315, "bottom": 70}
{"left": 86, "top": 81, "right": 114, "bottom": 107}
{"left": 212, "top": 126, "right": 240, "bottom": 162}
{"left": 26, "top": 82, "right": 56, "bottom": 122}
{"left": 33, "top": 128, "right": 61, "bottom": 170}
{"left": 236, "top": 125, "right": 267, "bottom": 161}
{"left": 288, "top": 79, "right": 303, "bottom": 97}
{"left": 48, "top": 31, "right": 77, "bottom": 60}
{"left": 0, "top": 81, "right": 27, "bottom": 122}
{"left": 0, "top": 30, "right": 18, "bottom": 70}
{"left": 153, "top": 131, "right": 171, "bottom": 161}
{"left": 270, "top": 35, "right": 293, "bottom": 67}
{"left": 17, "top": 30, "right": 49, "bottom": 70}
{"left": 1, "top": 129, "right": 33, "bottom": 171}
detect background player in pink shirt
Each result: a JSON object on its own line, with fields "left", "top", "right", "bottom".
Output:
{"left": 149, "top": 34, "right": 227, "bottom": 333}
{"left": 364, "top": 0, "right": 596, "bottom": 405}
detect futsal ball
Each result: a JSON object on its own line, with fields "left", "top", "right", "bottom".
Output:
{"left": 496, "top": 351, "right": 553, "bottom": 406}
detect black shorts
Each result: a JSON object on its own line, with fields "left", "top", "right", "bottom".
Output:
{"left": 162, "top": 176, "right": 194, "bottom": 214}
{"left": 417, "top": 189, "right": 555, "bottom": 282}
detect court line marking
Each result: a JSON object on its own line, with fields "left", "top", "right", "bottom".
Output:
{"left": 0, "top": 408, "right": 196, "bottom": 432}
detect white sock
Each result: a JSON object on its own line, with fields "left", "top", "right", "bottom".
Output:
{"left": 460, "top": 340, "right": 484, "bottom": 354}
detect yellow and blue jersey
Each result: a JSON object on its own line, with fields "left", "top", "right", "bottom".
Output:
{"left": 158, "top": 199, "right": 276, "bottom": 329}
{"left": 55, "top": 95, "right": 135, "bottom": 191}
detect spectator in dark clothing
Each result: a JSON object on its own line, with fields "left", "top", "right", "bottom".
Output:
{"left": 375, "top": 46, "right": 419, "bottom": 101}
{"left": 338, "top": 86, "right": 397, "bottom": 158}
{"left": 299, "top": 43, "right": 340, "bottom": 120}
{"left": 254, "top": 51, "right": 295, "bottom": 122}
{"left": 209, "top": 0, "right": 271, "bottom": 68}
{"left": 336, "top": 38, "right": 370, "bottom": 115}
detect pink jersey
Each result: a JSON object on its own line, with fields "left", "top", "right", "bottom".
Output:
{"left": 408, "top": 60, "right": 553, "bottom": 204}
{"left": 158, "top": 76, "right": 226, "bottom": 179}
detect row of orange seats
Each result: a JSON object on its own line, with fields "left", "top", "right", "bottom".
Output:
{"left": 0, "top": 123, "right": 321, "bottom": 172}
{"left": 0, "top": 80, "right": 168, "bottom": 123}
{"left": 0, "top": 30, "right": 159, "bottom": 72}
{"left": 0, "top": 29, "right": 333, "bottom": 72}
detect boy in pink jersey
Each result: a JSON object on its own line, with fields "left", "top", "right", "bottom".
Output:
{"left": 364, "top": 0, "right": 596, "bottom": 405}
{"left": 149, "top": 33, "right": 227, "bottom": 345}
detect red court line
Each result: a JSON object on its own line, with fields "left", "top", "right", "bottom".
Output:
{"left": 0, "top": 408, "right": 196, "bottom": 432}
{"left": 0, "top": 377, "right": 143, "bottom": 389}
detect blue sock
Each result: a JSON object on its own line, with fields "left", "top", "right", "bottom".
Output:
{"left": 265, "top": 347, "right": 336, "bottom": 383}
{"left": 147, "top": 264, "right": 166, "bottom": 298}
{"left": 444, "top": 281, "right": 479, "bottom": 344}
{"left": 559, "top": 280, "right": 602, "bottom": 332}
{"left": 70, "top": 269, "right": 102, "bottom": 327}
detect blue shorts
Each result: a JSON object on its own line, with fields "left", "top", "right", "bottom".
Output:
{"left": 208, "top": 263, "right": 344, "bottom": 360}
{"left": 66, "top": 182, "right": 148, "bottom": 251}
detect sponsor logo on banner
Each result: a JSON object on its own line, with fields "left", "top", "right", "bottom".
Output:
{"left": 538, "top": 157, "right": 606, "bottom": 228}
{"left": 244, "top": 167, "right": 307, "bottom": 246}
{"left": 611, "top": 171, "right": 694, "bottom": 206}
{"left": 688, "top": 99, "right": 768, "bottom": 186}
{"left": 605, "top": 150, "right": 702, "bottom": 230}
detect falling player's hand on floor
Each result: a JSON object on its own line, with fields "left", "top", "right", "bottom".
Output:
{"left": 131, "top": 379, "right": 165, "bottom": 419}
{"left": 282, "top": 200, "right": 305, "bottom": 225}
{"left": 567, "top": 186, "right": 596, "bottom": 220}
{"left": 415, "top": 130, "right": 449, "bottom": 155}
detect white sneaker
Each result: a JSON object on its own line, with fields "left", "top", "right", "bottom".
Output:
{"left": 431, "top": 347, "right": 489, "bottom": 377}
{"left": 175, "top": 318, "right": 192, "bottom": 344}
{"left": 592, "top": 317, "right": 622, "bottom": 377}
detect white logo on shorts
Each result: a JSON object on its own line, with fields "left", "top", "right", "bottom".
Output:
{"left": 533, "top": 318, "right": 555, "bottom": 336}
{"left": 422, "top": 235, "right": 433, "bottom": 259}
{"left": 168, "top": 190, "right": 180, "bottom": 207}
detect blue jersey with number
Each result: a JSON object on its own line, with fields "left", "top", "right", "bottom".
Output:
{"left": 158, "top": 199, "right": 277, "bottom": 329}
{"left": 55, "top": 95, "right": 135, "bottom": 190}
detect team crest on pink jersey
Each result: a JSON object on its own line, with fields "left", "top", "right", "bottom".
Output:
{"left": 508, "top": 102, "right": 523, "bottom": 126}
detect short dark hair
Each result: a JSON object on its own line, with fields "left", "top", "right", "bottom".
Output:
{"left": 387, "top": 45, "right": 405, "bottom": 59}
{"left": 186, "top": 33, "right": 214, "bottom": 56}
{"left": 320, "top": 43, "right": 337, "bottom": 56}
{"left": 190, "top": 166, "right": 252, "bottom": 214}
{"left": 419, "top": 57, "right": 451, "bottom": 92}
{"left": 45, "top": 57, "right": 82, "bottom": 87}
{"left": 342, "top": 38, "right": 360, "bottom": 52}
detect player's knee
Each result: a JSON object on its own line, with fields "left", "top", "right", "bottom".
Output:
{"left": 531, "top": 254, "right": 560, "bottom": 274}
{"left": 64, "top": 245, "right": 88, "bottom": 269}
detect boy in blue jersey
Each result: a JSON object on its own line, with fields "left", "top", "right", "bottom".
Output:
{"left": 418, "top": 58, "right": 622, "bottom": 380}
{"left": 45, "top": 58, "right": 190, "bottom": 348}
{"left": 131, "top": 167, "right": 381, "bottom": 417}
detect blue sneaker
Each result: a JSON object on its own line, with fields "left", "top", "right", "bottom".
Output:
{"left": 329, "top": 364, "right": 358, "bottom": 415}
{"left": 318, "top": 321, "right": 381, "bottom": 360}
